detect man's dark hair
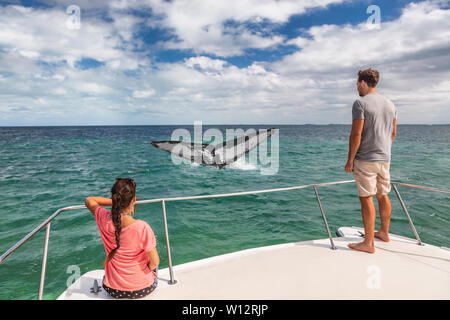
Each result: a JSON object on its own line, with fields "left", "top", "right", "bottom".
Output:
{"left": 358, "top": 68, "right": 379, "bottom": 87}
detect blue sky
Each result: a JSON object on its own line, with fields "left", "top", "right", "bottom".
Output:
{"left": 0, "top": 0, "right": 449, "bottom": 125}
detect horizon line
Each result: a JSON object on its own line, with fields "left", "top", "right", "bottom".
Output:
{"left": 0, "top": 123, "right": 449, "bottom": 127}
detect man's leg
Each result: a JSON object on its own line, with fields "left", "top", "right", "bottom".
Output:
{"left": 348, "top": 195, "right": 376, "bottom": 253}
{"left": 375, "top": 193, "right": 391, "bottom": 242}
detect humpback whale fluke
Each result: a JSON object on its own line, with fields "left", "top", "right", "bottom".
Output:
{"left": 151, "top": 128, "right": 277, "bottom": 169}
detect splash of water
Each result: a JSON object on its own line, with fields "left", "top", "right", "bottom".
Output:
{"left": 227, "top": 157, "right": 258, "bottom": 171}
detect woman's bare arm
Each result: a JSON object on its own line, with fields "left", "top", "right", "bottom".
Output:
{"left": 85, "top": 197, "right": 112, "bottom": 215}
{"left": 147, "top": 247, "right": 160, "bottom": 271}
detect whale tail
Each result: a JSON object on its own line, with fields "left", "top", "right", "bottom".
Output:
{"left": 151, "top": 128, "right": 277, "bottom": 168}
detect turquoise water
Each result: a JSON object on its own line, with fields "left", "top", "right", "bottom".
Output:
{"left": 0, "top": 125, "right": 449, "bottom": 300}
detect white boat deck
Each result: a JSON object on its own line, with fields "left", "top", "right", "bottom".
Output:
{"left": 58, "top": 227, "right": 450, "bottom": 300}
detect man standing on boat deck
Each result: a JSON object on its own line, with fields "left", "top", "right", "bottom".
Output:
{"left": 345, "top": 68, "right": 398, "bottom": 254}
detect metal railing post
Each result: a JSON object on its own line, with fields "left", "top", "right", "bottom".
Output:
{"left": 38, "top": 222, "right": 51, "bottom": 300}
{"left": 161, "top": 200, "right": 177, "bottom": 284}
{"left": 392, "top": 184, "right": 423, "bottom": 246}
{"left": 313, "top": 186, "right": 336, "bottom": 250}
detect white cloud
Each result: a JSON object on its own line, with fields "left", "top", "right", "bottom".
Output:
{"left": 185, "top": 56, "right": 228, "bottom": 73}
{"left": 145, "top": 0, "right": 348, "bottom": 57}
{"left": 52, "top": 74, "right": 66, "bottom": 81}
{"left": 273, "top": 1, "right": 450, "bottom": 73}
{"left": 0, "top": 4, "right": 148, "bottom": 70}
{"left": 52, "top": 87, "right": 68, "bottom": 95}
{"left": 33, "top": 97, "right": 47, "bottom": 105}
{"left": 0, "top": 1, "right": 449, "bottom": 125}
{"left": 75, "top": 82, "right": 112, "bottom": 95}
{"left": 145, "top": 1, "right": 450, "bottom": 124}
{"left": 265, "top": 1, "right": 450, "bottom": 123}
{"left": 18, "top": 50, "right": 41, "bottom": 59}
{"left": 132, "top": 89, "right": 156, "bottom": 98}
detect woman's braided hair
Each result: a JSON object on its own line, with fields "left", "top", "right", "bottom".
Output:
{"left": 104, "top": 178, "right": 136, "bottom": 266}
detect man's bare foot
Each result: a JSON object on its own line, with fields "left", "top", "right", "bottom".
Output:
{"left": 348, "top": 242, "right": 375, "bottom": 253}
{"left": 374, "top": 230, "right": 390, "bottom": 242}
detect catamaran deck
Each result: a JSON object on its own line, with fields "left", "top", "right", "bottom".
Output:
{"left": 58, "top": 227, "right": 450, "bottom": 300}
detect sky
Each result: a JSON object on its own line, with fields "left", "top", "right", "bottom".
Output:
{"left": 0, "top": 0, "right": 449, "bottom": 125}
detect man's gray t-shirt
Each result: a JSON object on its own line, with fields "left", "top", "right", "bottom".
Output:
{"left": 352, "top": 93, "right": 397, "bottom": 162}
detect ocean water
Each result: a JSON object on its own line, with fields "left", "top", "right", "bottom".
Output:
{"left": 0, "top": 125, "right": 449, "bottom": 300}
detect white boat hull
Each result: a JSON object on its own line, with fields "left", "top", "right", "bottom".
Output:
{"left": 58, "top": 226, "right": 450, "bottom": 300}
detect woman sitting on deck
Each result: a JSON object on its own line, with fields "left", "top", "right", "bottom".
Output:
{"left": 85, "top": 178, "right": 159, "bottom": 299}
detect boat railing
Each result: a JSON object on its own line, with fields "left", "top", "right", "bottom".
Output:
{"left": 0, "top": 179, "right": 449, "bottom": 300}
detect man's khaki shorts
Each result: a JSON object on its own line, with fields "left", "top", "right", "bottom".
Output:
{"left": 353, "top": 160, "right": 391, "bottom": 197}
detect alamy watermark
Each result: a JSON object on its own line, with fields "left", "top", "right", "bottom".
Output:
{"left": 366, "top": 264, "right": 381, "bottom": 290}
{"left": 66, "top": 5, "right": 81, "bottom": 30}
{"left": 366, "top": 5, "right": 381, "bottom": 30}
{"left": 66, "top": 264, "right": 81, "bottom": 289}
